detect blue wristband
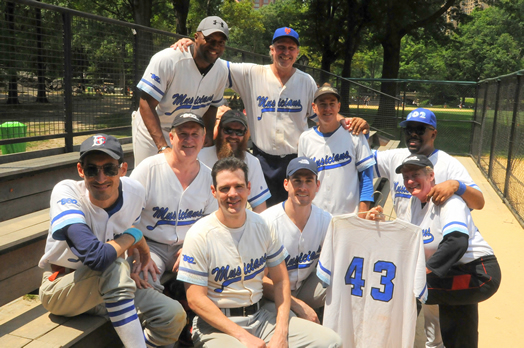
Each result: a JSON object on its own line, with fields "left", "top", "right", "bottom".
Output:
{"left": 123, "top": 227, "right": 143, "bottom": 245}
{"left": 456, "top": 181, "right": 467, "bottom": 196}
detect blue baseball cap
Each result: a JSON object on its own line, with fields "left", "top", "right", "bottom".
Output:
{"left": 399, "top": 108, "right": 437, "bottom": 129}
{"left": 272, "top": 27, "right": 299, "bottom": 46}
{"left": 287, "top": 157, "right": 318, "bottom": 177}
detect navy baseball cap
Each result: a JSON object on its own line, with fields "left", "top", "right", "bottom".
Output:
{"left": 171, "top": 112, "right": 205, "bottom": 129}
{"left": 197, "top": 16, "right": 229, "bottom": 39}
{"left": 79, "top": 134, "right": 124, "bottom": 162}
{"left": 399, "top": 108, "right": 437, "bottom": 129}
{"left": 272, "top": 27, "right": 299, "bottom": 46}
{"left": 287, "top": 157, "right": 318, "bottom": 177}
{"left": 395, "top": 154, "right": 434, "bottom": 174}
{"left": 314, "top": 86, "right": 340, "bottom": 102}
{"left": 220, "top": 109, "right": 248, "bottom": 129}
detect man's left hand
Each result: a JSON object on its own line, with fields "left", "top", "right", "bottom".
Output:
{"left": 268, "top": 333, "right": 288, "bottom": 348}
{"left": 340, "top": 116, "right": 369, "bottom": 135}
{"left": 427, "top": 180, "right": 458, "bottom": 205}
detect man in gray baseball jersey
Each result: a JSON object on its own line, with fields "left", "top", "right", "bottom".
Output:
{"left": 39, "top": 135, "right": 186, "bottom": 348}
{"left": 178, "top": 157, "right": 342, "bottom": 347}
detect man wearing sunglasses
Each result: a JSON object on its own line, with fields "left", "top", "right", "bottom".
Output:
{"left": 38, "top": 135, "right": 186, "bottom": 348}
{"left": 132, "top": 16, "right": 230, "bottom": 166}
{"left": 198, "top": 109, "right": 271, "bottom": 213}
{"left": 372, "top": 107, "right": 485, "bottom": 348}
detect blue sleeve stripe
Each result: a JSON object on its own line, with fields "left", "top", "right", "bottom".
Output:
{"left": 248, "top": 188, "right": 270, "bottom": 203}
{"left": 417, "top": 284, "right": 428, "bottom": 300}
{"left": 139, "top": 79, "right": 164, "bottom": 97}
{"left": 51, "top": 210, "right": 85, "bottom": 224}
{"left": 178, "top": 266, "right": 208, "bottom": 277}
{"left": 248, "top": 192, "right": 271, "bottom": 208}
{"left": 227, "top": 61, "right": 232, "bottom": 88}
{"left": 356, "top": 154, "right": 374, "bottom": 167}
{"left": 316, "top": 267, "right": 331, "bottom": 287}
{"left": 373, "top": 150, "right": 382, "bottom": 178}
{"left": 267, "top": 245, "right": 285, "bottom": 260}
{"left": 51, "top": 218, "right": 86, "bottom": 237}
{"left": 317, "top": 260, "right": 331, "bottom": 276}
{"left": 177, "top": 273, "right": 209, "bottom": 287}
{"left": 443, "top": 221, "right": 467, "bottom": 230}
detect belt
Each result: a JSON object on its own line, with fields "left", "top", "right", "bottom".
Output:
{"left": 252, "top": 143, "right": 296, "bottom": 159}
{"left": 221, "top": 301, "right": 261, "bottom": 317}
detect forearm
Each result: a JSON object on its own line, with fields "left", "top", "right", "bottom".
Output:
{"left": 462, "top": 185, "right": 485, "bottom": 210}
{"left": 139, "top": 93, "right": 167, "bottom": 151}
{"left": 272, "top": 278, "right": 290, "bottom": 340}
{"left": 252, "top": 201, "right": 267, "bottom": 213}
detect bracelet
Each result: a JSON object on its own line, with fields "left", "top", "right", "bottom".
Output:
{"left": 123, "top": 227, "right": 143, "bottom": 245}
{"left": 158, "top": 146, "right": 170, "bottom": 153}
{"left": 456, "top": 181, "right": 467, "bottom": 196}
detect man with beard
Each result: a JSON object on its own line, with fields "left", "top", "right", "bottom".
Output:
{"left": 199, "top": 109, "right": 270, "bottom": 213}
{"left": 132, "top": 16, "right": 229, "bottom": 165}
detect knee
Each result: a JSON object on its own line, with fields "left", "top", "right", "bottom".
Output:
{"left": 324, "top": 327, "right": 343, "bottom": 348}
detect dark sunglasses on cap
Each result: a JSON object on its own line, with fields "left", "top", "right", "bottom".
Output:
{"left": 403, "top": 125, "right": 435, "bottom": 136}
{"left": 222, "top": 127, "right": 246, "bottom": 136}
{"left": 83, "top": 163, "right": 121, "bottom": 177}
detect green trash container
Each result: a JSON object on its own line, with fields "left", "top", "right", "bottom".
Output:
{"left": 0, "top": 121, "right": 27, "bottom": 154}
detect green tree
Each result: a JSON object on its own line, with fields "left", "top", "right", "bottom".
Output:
{"left": 219, "top": 0, "right": 265, "bottom": 53}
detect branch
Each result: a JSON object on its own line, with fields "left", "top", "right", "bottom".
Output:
{"left": 404, "top": 0, "right": 458, "bottom": 34}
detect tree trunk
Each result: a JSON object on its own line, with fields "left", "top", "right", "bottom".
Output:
{"left": 377, "top": 32, "right": 402, "bottom": 129}
{"left": 173, "top": 0, "right": 190, "bottom": 36}
{"left": 35, "top": 3, "right": 48, "bottom": 103}
{"left": 6, "top": 1, "right": 19, "bottom": 104}
{"left": 132, "top": 0, "right": 153, "bottom": 74}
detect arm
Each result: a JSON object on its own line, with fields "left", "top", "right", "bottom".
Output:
{"left": 266, "top": 261, "right": 291, "bottom": 348}
{"left": 171, "top": 38, "right": 194, "bottom": 52}
{"left": 426, "top": 232, "right": 468, "bottom": 277}
{"left": 357, "top": 166, "right": 374, "bottom": 217}
{"left": 185, "top": 283, "right": 266, "bottom": 348}
{"left": 252, "top": 201, "right": 267, "bottom": 213}
{"left": 338, "top": 115, "right": 370, "bottom": 135}
{"left": 202, "top": 106, "right": 217, "bottom": 147}
{"left": 139, "top": 91, "right": 171, "bottom": 153}
{"left": 427, "top": 180, "right": 485, "bottom": 210}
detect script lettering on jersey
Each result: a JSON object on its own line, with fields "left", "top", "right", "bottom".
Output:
{"left": 285, "top": 246, "right": 321, "bottom": 270}
{"left": 165, "top": 93, "right": 215, "bottom": 115}
{"left": 256, "top": 96, "right": 303, "bottom": 120}
{"left": 212, "top": 254, "right": 267, "bottom": 293}
{"left": 422, "top": 228, "right": 434, "bottom": 244}
{"left": 312, "top": 151, "right": 352, "bottom": 171}
{"left": 147, "top": 206, "right": 205, "bottom": 230}
{"left": 393, "top": 181, "right": 412, "bottom": 199}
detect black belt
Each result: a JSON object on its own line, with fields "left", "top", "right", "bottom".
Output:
{"left": 221, "top": 301, "right": 261, "bottom": 317}
{"left": 252, "top": 143, "right": 296, "bottom": 159}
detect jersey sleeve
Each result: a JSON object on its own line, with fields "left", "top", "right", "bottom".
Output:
{"left": 211, "top": 60, "right": 227, "bottom": 107}
{"left": 226, "top": 61, "right": 253, "bottom": 96}
{"left": 137, "top": 48, "right": 177, "bottom": 102}
{"left": 305, "top": 76, "right": 318, "bottom": 122}
{"left": 247, "top": 157, "right": 271, "bottom": 208}
{"left": 266, "top": 223, "right": 288, "bottom": 268}
{"left": 372, "top": 149, "right": 393, "bottom": 179}
{"left": 177, "top": 227, "right": 210, "bottom": 287}
{"left": 353, "top": 133, "right": 376, "bottom": 172}
{"left": 317, "top": 219, "right": 335, "bottom": 287}
{"left": 445, "top": 156, "right": 481, "bottom": 192}
{"left": 129, "top": 160, "right": 151, "bottom": 203}
{"left": 439, "top": 196, "right": 470, "bottom": 237}
{"left": 49, "top": 181, "right": 87, "bottom": 239}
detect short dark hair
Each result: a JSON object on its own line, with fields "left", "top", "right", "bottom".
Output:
{"left": 211, "top": 157, "right": 248, "bottom": 188}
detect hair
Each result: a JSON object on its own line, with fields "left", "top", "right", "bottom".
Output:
{"left": 211, "top": 157, "right": 249, "bottom": 188}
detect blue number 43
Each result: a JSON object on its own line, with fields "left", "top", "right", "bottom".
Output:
{"left": 345, "top": 257, "right": 396, "bottom": 302}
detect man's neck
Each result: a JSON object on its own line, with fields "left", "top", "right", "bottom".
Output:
{"left": 317, "top": 121, "right": 340, "bottom": 134}
{"left": 270, "top": 64, "right": 295, "bottom": 86}
{"left": 216, "top": 210, "right": 247, "bottom": 229}
{"left": 284, "top": 200, "right": 311, "bottom": 232}
{"left": 192, "top": 46, "right": 213, "bottom": 74}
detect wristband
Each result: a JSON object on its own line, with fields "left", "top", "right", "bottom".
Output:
{"left": 158, "top": 146, "right": 170, "bottom": 153}
{"left": 123, "top": 227, "right": 143, "bottom": 245}
{"left": 456, "top": 181, "right": 467, "bottom": 196}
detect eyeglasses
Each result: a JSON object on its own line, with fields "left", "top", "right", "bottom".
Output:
{"left": 83, "top": 163, "right": 121, "bottom": 177}
{"left": 222, "top": 127, "right": 246, "bottom": 137}
{"left": 403, "top": 125, "right": 434, "bottom": 136}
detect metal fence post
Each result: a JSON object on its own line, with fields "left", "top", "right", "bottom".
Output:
{"left": 62, "top": 12, "right": 73, "bottom": 152}
{"left": 477, "top": 83, "right": 489, "bottom": 164}
{"left": 488, "top": 79, "right": 501, "bottom": 178}
{"left": 470, "top": 82, "right": 480, "bottom": 158}
{"left": 503, "top": 72, "right": 523, "bottom": 198}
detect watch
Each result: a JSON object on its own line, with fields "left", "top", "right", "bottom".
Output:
{"left": 158, "top": 146, "right": 170, "bottom": 153}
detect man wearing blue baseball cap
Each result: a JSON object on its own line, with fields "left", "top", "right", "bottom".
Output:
{"left": 372, "top": 107, "right": 486, "bottom": 348}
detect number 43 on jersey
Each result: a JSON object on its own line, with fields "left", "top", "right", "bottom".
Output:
{"left": 345, "top": 256, "right": 397, "bottom": 302}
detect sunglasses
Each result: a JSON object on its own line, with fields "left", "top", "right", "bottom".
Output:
{"left": 222, "top": 127, "right": 246, "bottom": 136}
{"left": 403, "top": 125, "right": 434, "bottom": 136}
{"left": 83, "top": 163, "right": 121, "bottom": 177}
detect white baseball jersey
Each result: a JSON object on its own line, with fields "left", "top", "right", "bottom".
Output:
{"left": 298, "top": 126, "right": 375, "bottom": 215}
{"left": 136, "top": 48, "right": 228, "bottom": 131}
{"left": 226, "top": 62, "right": 318, "bottom": 155}
{"left": 409, "top": 195, "right": 493, "bottom": 264}
{"left": 373, "top": 148, "right": 481, "bottom": 221}
{"left": 39, "top": 177, "right": 145, "bottom": 270}
{"left": 130, "top": 154, "right": 218, "bottom": 245}
{"left": 198, "top": 146, "right": 271, "bottom": 208}
{"left": 177, "top": 210, "right": 288, "bottom": 308}
{"left": 261, "top": 202, "right": 332, "bottom": 291}
{"left": 318, "top": 214, "right": 427, "bottom": 348}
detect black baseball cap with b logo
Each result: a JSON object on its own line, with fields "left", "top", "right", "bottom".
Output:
{"left": 395, "top": 154, "right": 434, "bottom": 174}
{"left": 79, "top": 134, "right": 124, "bottom": 162}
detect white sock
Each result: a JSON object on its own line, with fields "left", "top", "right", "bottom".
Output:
{"left": 144, "top": 333, "right": 159, "bottom": 348}
{"left": 106, "top": 299, "right": 146, "bottom": 348}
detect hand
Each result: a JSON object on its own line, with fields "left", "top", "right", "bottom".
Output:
{"left": 130, "top": 271, "right": 154, "bottom": 289}
{"left": 427, "top": 180, "right": 457, "bottom": 206}
{"left": 213, "top": 105, "right": 231, "bottom": 140}
{"left": 291, "top": 300, "right": 319, "bottom": 323}
{"left": 141, "top": 257, "right": 161, "bottom": 283}
{"left": 159, "top": 146, "right": 172, "bottom": 155}
{"left": 267, "top": 332, "right": 288, "bottom": 348}
{"left": 236, "top": 331, "right": 266, "bottom": 348}
{"left": 172, "top": 248, "right": 183, "bottom": 272}
{"left": 128, "top": 238, "right": 151, "bottom": 272}
{"left": 363, "top": 206, "right": 385, "bottom": 221}
{"left": 341, "top": 116, "right": 369, "bottom": 135}
{"left": 171, "top": 38, "right": 194, "bottom": 52}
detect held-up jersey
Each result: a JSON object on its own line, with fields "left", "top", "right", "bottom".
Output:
{"left": 39, "top": 177, "right": 145, "bottom": 270}
{"left": 299, "top": 126, "right": 375, "bottom": 215}
{"left": 198, "top": 146, "right": 271, "bottom": 208}
{"left": 136, "top": 48, "right": 228, "bottom": 131}
{"left": 409, "top": 195, "right": 494, "bottom": 264}
{"left": 226, "top": 62, "right": 318, "bottom": 155}
{"left": 130, "top": 154, "right": 218, "bottom": 245}
{"left": 373, "top": 148, "right": 481, "bottom": 221}
{"left": 317, "top": 214, "right": 427, "bottom": 348}
{"left": 177, "top": 210, "right": 288, "bottom": 308}
{"left": 261, "top": 202, "right": 332, "bottom": 291}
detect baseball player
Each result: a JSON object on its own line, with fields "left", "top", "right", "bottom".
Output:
{"left": 198, "top": 109, "right": 271, "bottom": 212}
{"left": 132, "top": 16, "right": 229, "bottom": 165}
{"left": 38, "top": 135, "right": 186, "bottom": 348}
{"left": 396, "top": 154, "right": 501, "bottom": 348}
{"left": 261, "top": 157, "right": 332, "bottom": 323}
{"left": 130, "top": 113, "right": 217, "bottom": 292}
{"left": 178, "top": 157, "right": 342, "bottom": 347}
{"left": 373, "top": 108, "right": 486, "bottom": 348}
{"left": 298, "top": 86, "right": 375, "bottom": 216}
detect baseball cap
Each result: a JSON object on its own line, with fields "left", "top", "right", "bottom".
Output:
{"left": 314, "top": 86, "right": 340, "bottom": 102}
{"left": 220, "top": 109, "right": 248, "bottom": 129}
{"left": 395, "top": 154, "right": 434, "bottom": 174}
{"left": 171, "top": 112, "right": 205, "bottom": 129}
{"left": 272, "top": 27, "right": 299, "bottom": 46}
{"left": 399, "top": 108, "right": 437, "bottom": 129}
{"left": 197, "top": 16, "right": 229, "bottom": 39}
{"left": 79, "top": 134, "right": 124, "bottom": 162}
{"left": 287, "top": 157, "right": 318, "bottom": 177}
